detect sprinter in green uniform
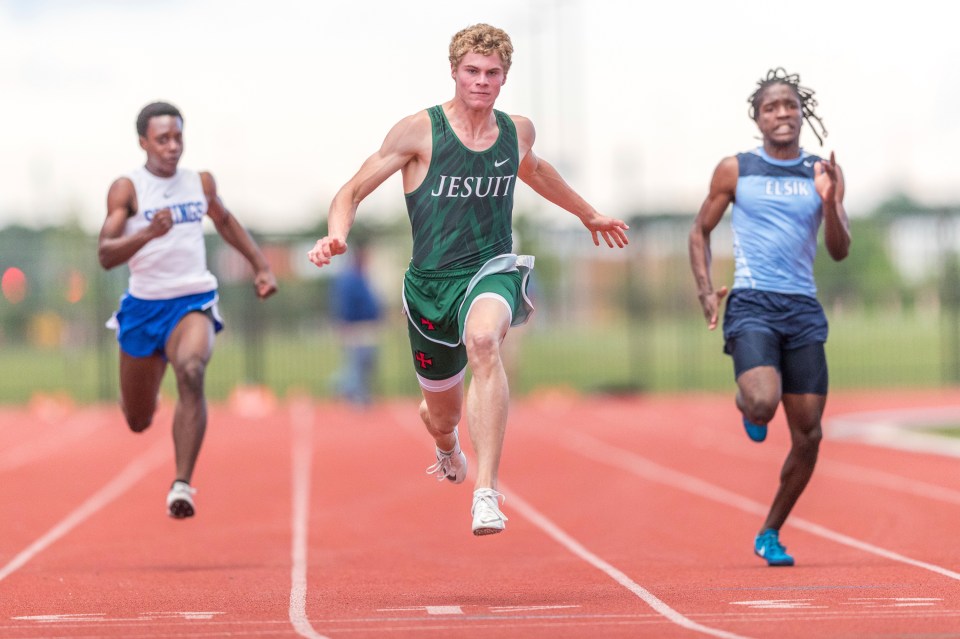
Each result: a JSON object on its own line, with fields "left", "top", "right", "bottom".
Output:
{"left": 308, "top": 23, "right": 629, "bottom": 536}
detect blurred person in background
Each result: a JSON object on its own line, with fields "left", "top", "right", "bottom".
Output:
{"left": 98, "top": 101, "right": 277, "bottom": 519}
{"left": 329, "top": 243, "right": 383, "bottom": 407}
{"left": 688, "top": 69, "right": 850, "bottom": 566}
{"left": 308, "top": 23, "right": 628, "bottom": 535}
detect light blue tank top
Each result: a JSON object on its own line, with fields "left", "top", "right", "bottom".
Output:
{"left": 732, "top": 147, "right": 823, "bottom": 296}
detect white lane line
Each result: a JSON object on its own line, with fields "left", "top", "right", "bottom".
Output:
{"left": 288, "top": 398, "right": 330, "bottom": 639}
{"left": 561, "top": 429, "right": 960, "bottom": 582}
{"left": 819, "top": 407, "right": 960, "bottom": 505}
{"left": 385, "top": 404, "right": 752, "bottom": 639}
{"left": 0, "top": 439, "right": 168, "bottom": 582}
{"left": 502, "top": 484, "right": 755, "bottom": 639}
{"left": 828, "top": 407, "right": 960, "bottom": 457}
{"left": 0, "top": 414, "right": 105, "bottom": 472}
{"left": 819, "top": 459, "right": 960, "bottom": 507}
{"left": 687, "top": 438, "right": 960, "bottom": 508}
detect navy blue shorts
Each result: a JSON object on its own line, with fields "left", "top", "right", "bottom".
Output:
{"left": 722, "top": 289, "right": 829, "bottom": 394}
{"left": 108, "top": 290, "right": 223, "bottom": 358}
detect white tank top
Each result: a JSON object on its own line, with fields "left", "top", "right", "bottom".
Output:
{"left": 124, "top": 166, "right": 218, "bottom": 299}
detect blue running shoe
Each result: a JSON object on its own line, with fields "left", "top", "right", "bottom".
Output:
{"left": 742, "top": 416, "right": 767, "bottom": 442}
{"left": 754, "top": 528, "right": 794, "bottom": 566}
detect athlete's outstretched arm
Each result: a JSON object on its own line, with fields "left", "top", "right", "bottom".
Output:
{"left": 308, "top": 113, "right": 429, "bottom": 268}
{"left": 689, "top": 156, "right": 737, "bottom": 330}
{"left": 513, "top": 116, "right": 628, "bottom": 249}
{"left": 202, "top": 172, "right": 277, "bottom": 299}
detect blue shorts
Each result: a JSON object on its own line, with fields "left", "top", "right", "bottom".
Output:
{"left": 722, "top": 289, "right": 829, "bottom": 394}
{"left": 723, "top": 289, "right": 827, "bottom": 351}
{"left": 108, "top": 290, "right": 223, "bottom": 358}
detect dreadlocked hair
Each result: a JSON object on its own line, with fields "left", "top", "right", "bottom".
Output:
{"left": 747, "top": 67, "right": 827, "bottom": 145}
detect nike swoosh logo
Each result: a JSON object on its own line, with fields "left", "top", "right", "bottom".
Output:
{"left": 495, "top": 158, "right": 510, "bottom": 167}
{"left": 163, "top": 191, "right": 174, "bottom": 198}
{"left": 803, "top": 160, "right": 814, "bottom": 167}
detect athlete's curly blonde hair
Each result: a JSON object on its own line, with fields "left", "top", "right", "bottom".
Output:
{"left": 448, "top": 24, "right": 513, "bottom": 74}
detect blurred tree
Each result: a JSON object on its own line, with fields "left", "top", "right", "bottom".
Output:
{"left": 872, "top": 192, "right": 930, "bottom": 220}
{"left": 815, "top": 217, "right": 903, "bottom": 310}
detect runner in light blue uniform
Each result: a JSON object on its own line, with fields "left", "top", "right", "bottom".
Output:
{"left": 731, "top": 147, "right": 823, "bottom": 297}
{"left": 689, "top": 69, "right": 851, "bottom": 566}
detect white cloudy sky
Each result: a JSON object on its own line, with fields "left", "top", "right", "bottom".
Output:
{"left": 1, "top": 0, "right": 958, "bottom": 233}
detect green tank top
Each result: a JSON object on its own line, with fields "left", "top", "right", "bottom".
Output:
{"left": 404, "top": 105, "right": 519, "bottom": 271}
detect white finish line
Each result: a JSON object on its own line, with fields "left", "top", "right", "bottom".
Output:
{"left": 379, "top": 606, "right": 464, "bottom": 615}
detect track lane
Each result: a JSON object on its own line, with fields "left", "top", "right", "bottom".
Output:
{"left": 298, "top": 400, "right": 746, "bottom": 638}
{"left": 504, "top": 393, "right": 960, "bottom": 638}
{"left": 0, "top": 401, "right": 299, "bottom": 638}
{"left": 3, "top": 390, "right": 960, "bottom": 638}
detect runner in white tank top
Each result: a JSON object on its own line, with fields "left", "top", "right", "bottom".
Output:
{"left": 98, "top": 101, "right": 277, "bottom": 519}
{"left": 123, "top": 165, "right": 217, "bottom": 299}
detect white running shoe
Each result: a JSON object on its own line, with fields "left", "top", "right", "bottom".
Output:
{"left": 471, "top": 488, "right": 507, "bottom": 536}
{"left": 425, "top": 429, "right": 467, "bottom": 484}
{"left": 166, "top": 480, "right": 196, "bottom": 519}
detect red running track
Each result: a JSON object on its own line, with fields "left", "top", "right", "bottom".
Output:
{"left": 2, "top": 389, "right": 960, "bottom": 638}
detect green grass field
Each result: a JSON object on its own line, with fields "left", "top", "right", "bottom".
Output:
{"left": 925, "top": 428, "right": 960, "bottom": 438}
{"left": 0, "top": 309, "right": 950, "bottom": 405}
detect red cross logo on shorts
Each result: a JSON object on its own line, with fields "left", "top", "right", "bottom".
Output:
{"left": 415, "top": 351, "right": 433, "bottom": 369}
{"left": 420, "top": 317, "right": 436, "bottom": 330}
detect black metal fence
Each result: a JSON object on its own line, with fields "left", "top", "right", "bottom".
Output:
{"left": 1, "top": 210, "right": 958, "bottom": 404}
